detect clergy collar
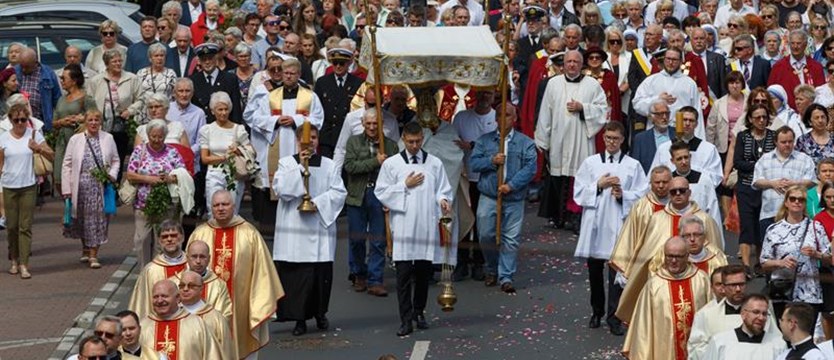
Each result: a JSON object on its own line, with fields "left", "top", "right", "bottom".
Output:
{"left": 600, "top": 151, "right": 625, "bottom": 163}
{"left": 400, "top": 149, "right": 428, "bottom": 164}
{"left": 724, "top": 301, "right": 741, "bottom": 314}
{"left": 293, "top": 153, "right": 322, "bottom": 167}
{"left": 283, "top": 84, "right": 300, "bottom": 98}
{"left": 665, "top": 69, "right": 680, "bottom": 77}
{"left": 791, "top": 336, "right": 815, "bottom": 349}
{"left": 565, "top": 73, "right": 584, "bottom": 83}
{"left": 162, "top": 252, "right": 185, "bottom": 264}
{"left": 182, "top": 299, "right": 206, "bottom": 314}
{"left": 689, "top": 247, "right": 707, "bottom": 261}
{"left": 735, "top": 326, "right": 765, "bottom": 343}
{"left": 122, "top": 344, "right": 140, "bottom": 355}
{"left": 672, "top": 203, "right": 691, "bottom": 215}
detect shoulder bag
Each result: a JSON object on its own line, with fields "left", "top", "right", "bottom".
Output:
{"left": 31, "top": 125, "right": 52, "bottom": 176}
{"left": 85, "top": 135, "right": 118, "bottom": 213}
{"left": 767, "top": 219, "right": 809, "bottom": 302}
{"left": 118, "top": 145, "right": 145, "bottom": 206}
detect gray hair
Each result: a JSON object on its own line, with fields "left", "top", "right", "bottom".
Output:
{"left": 764, "top": 29, "right": 782, "bottom": 45}
{"left": 789, "top": 29, "right": 808, "bottom": 43}
{"left": 102, "top": 48, "right": 123, "bottom": 65}
{"left": 209, "top": 91, "right": 232, "bottom": 110}
{"left": 650, "top": 98, "right": 669, "bottom": 114}
{"left": 678, "top": 215, "right": 705, "bottom": 234}
{"left": 146, "top": 119, "right": 169, "bottom": 138}
{"left": 147, "top": 42, "right": 168, "bottom": 58}
{"left": 174, "top": 26, "right": 193, "bottom": 40}
{"left": 146, "top": 93, "right": 170, "bottom": 110}
{"left": 162, "top": 1, "right": 183, "bottom": 17}
{"left": 338, "top": 38, "right": 357, "bottom": 51}
{"left": 564, "top": 23, "right": 583, "bottom": 38}
{"left": 6, "top": 93, "right": 29, "bottom": 114}
{"left": 224, "top": 26, "right": 243, "bottom": 40}
{"left": 206, "top": 0, "right": 220, "bottom": 7}
{"left": 99, "top": 20, "right": 122, "bottom": 34}
{"left": 159, "top": 219, "right": 184, "bottom": 235}
{"left": 604, "top": 26, "right": 625, "bottom": 54}
{"left": 733, "top": 34, "right": 755, "bottom": 48}
{"left": 258, "top": 0, "right": 276, "bottom": 6}
{"left": 625, "top": 0, "right": 645, "bottom": 7}
{"left": 650, "top": 164, "right": 672, "bottom": 176}
{"left": 540, "top": 28, "right": 560, "bottom": 46}
{"left": 96, "top": 315, "right": 123, "bottom": 335}
{"left": 175, "top": 77, "right": 194, "bottom": 91}
{"left": 233, "top": 43, "right": 252, "bottom": 57}
{"left": 362, "top": 108, "right": 378, "bottom": 122}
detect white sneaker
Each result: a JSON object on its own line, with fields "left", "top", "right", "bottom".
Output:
{"left": 0, "top": 217, "right": 7, "bottom": 230}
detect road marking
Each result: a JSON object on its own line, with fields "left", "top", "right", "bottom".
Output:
{"left": 0, "top": 337, "right": 62, "bottom": 350}
{"left": 409, "top": 341, "right": 430, "bottom": 360}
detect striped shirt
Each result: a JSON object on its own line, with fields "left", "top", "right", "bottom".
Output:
{"left": 733, "top": 129, "right": 776, "bottom": 186}
{"left": 752, "top": 150, "right": 816, "bottom": 220}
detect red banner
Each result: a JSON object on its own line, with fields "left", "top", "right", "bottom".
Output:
{"left": 154, "top": 319, "right": 180, "bottom": 360}
{"left": 668, "top": 278, "right": 695, "bottom": 360}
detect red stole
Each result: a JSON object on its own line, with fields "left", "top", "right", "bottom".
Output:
{"left": 683, "top": 52, "right": 711, "bottom": 118}
{"left": 438, "top": 83, "right": 476, "bottom": 122}
{"left": 519, "top": 57, "right": 549, "bottom": 138}
{"left": 164, "top": 263, "right": 187, "bottom": 279}
{"left": 671, "top": 214, "right": 682, "bottom": 236}
{"left": 154, "top": 319, "right": 181, "bottom": 360}
{"left": 653, "top": 202, "right": 665, "bottom": 212}
{"left": 693, "top": 260, "right": 709, "bottom": 273}
{"left": 213, "top": 227, "right": 236, "bottom": 303}
{"left": 668, "top": 278, "right": 696, "bottom": 360}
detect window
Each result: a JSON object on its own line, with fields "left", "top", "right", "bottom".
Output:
{"left": 38, "top": 38, "right": 63, "bottom": 70}
{"left": 19, "top": 11, "right": 107, "bottom": 23}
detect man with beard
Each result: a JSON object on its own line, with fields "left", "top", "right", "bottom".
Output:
{"left": 128, "top": 220, "right": 189, "bottom": 319}
{"left": 703, "top": 294, "right": 787, "bottom": 359}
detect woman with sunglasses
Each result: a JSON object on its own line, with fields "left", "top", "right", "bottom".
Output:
{"left": 0, "top": 97, "right": 53, "bottom": 279}
{"left": 761, "top": 185, "right": 831, "bottom": 320}
{"left": 248, "top": 49, "right": 286, "bottom": 98}
{"left": 810, "top": 17, "right": 830, "bottom": 60}
{"left": 760, "top": 5, "right": 789, "bottom": 56}
{"left": 85, "top": 20, "right": 128, "bottom": 74}
{"left": 733, "top": 103, "right": 777, "bottom": 274}
{"left": 603, "top": 26, "right": 630, "bottom": 120}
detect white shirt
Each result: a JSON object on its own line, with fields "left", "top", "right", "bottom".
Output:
{"left": 0, "top": 128, "right": 44, "bottom": 189}
{"left": 178, "top": 49, "right": 189, "bottom": 77}
{"left": 713, "top": 4, "right": 755, "bottom": 28}
{"left": 453, "top": 108, "right": 497, "bottom": 181}
{"left": 189, "top": 2, "right": 203, "bottom": 24}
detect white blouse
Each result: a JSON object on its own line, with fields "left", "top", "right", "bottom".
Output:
{"left": 198, "top": 122, "right": 249, "bottom": 171}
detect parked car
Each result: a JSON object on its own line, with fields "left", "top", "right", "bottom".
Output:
{"left": 0, "top": 0, "right": 143, "bottom": 43}
{"left": 0, "top": 20, "right": 133, "bottom": 70}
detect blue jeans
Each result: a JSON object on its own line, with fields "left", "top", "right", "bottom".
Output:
{"left": 347, "top": 188, "right": 387, "bottom": 286}
{"left": 478, "top": 196, "right": 525, "bottom": 285}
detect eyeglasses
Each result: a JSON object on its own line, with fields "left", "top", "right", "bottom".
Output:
{"left": 279, "top": 25, "right": 291, "bottom": 30}
{"left": 83, "top": 356, "right": 107, "bottom": 360}
{"left": 728, "top": 23, "right": 739, "bottom": 28}
{"left": 386, "top": 18, "right": 400, "bottom": 24}
{"left": 734, "top": 46, "right": 749, "bottom": 52}
{"left": 268, "top": 67, "right": 282, "bottom": 73}
{"left": 356, "top": 24, "right": 366, "bottom": 30}
{"left": 588, "top": 55, "right": 603, "bottom": 60}
{"left": 157, "top": 26, "right": 167, "bottom": 30}
{"left": 669, "top": 188, "right": 688, "bottom": 196}
{"left": 814, "top": 25, "right": 828, "bottom": 30}
{"left": 651, "top": 111, "right": 670, "bottom": 117}
{"left": 178, "top": 282, "right": 202, "bottom": 290}
{"left": 604, "top": 135, "right": 623, "bottom": 142}
{"left": 94, "top": 330, "right": 116, "bottom": 339}
{"left": 752, "top": 99, "right": 768, "bottom": 104}
{"left": 266, "top": 20, "right": 281, "bottom": 26}
{"left": 366, "top": 102, "right": 377, "bottom": 108}
{"left": 11, "top": 117, "right": 27, "bottom": 124}
{"left": 332, "top": 60, "right": 348, "bottom": 66}
{"left": 725, "top": 282, "right": 746, "bottom": 289}
{"left": 665, "top": 57, "right": 681, "bottom": 62}
{"left": 762, "top": 14, "right": 775, "bottom": 19}
{"left": 788, "top": 195, "right": 807, "bottom": 203}
{"left": 608, "top": 39, "right": 622, "bottom": 45}
{"left": 101, "top": 31, "right": 116, "bottom": 37}
{"left": 681, "top": 232, "right": 704, "bottom": 239}
{"left": 664, "top": 253, "right": 688, "bottom": 260}
{"left": 752, "top": 115, "right": 769, "bottom": 120}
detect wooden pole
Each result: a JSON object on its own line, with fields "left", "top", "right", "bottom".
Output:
{"left": 363, "top": 0, "right": 393, "bottom": 255}
{"left": 495, "top": 9, "right": 511, "bottom": 246}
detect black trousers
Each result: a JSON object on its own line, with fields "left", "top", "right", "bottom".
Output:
{"left": 252, "top": 186, "right": 278, "bottom": 230}
{"left": 736, "top": 183, "right": 763, "bottom": 246}
{"left": 458, "top": 181, "right": 484, "bottom": 265}
{"left": 112, "top": 131, "right": 130, "bottom": 183}
{"left": 587, "top": 258, "right": 622, "bottom": 326}
{"left": 395, "top": 260, "right": 432, "bottom": 323}
{"left": 538, "top": 175, "right": 575, "bottom": 223}
{"left": 275, "top": 261, "right": 333, "bottom": 321}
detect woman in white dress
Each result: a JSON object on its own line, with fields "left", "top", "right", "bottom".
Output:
{"left": 133, "top": 93, "right": 189, "bottom": 148}
{"left": 199, "top": 91, "right": 249, "bottom": 214}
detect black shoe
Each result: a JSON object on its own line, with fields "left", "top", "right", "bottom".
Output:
{"left": 452, "top": 264, "right": 469, "bottom": 282}
{"left": 397, "top": 321, "right": 414, "bottom": 336}
{"left": 414, "top": 313, "right": 429, "bottom": 330}
{"left": 292, "top": 321, "right": 307, "bottom": 336}
{"left": 315, "top": 315, "right": 329, "bottom": 330}
{"left": 588, "top": 315, "right": 602, "bottom": 329}
{"left": 470, "top": 265, "right": 485, "bottom": 281}
{"left": 484, "top": 275, "right": 498, "bottom": 287}
{"left": 609, "top": 322, "right": 626, "bottom": 336}
{"left": 500, "top": 282, "right": 516, "bottom": 294}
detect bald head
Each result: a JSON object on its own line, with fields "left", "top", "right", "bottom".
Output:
{"left": 669, "top": 176, "right": 691, "bottom": 209}
{"left": 186, "top": 240, "right": 210, "bottom": 274}
{"left": 152, "top": 280, "right": 180, "bottom": 317}
{"left": 663, "top": 236, "right": 689, "bottom": 274}
{"left": 179, "top": 271, "right": 204, "bottom": 305}
{"left": 20, "top": 48, "right": 37, "bottom": 73}
{"left": 564, "top": 50, "right": 583, "bottom": 77}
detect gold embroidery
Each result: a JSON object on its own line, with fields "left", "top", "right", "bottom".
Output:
{"left": 158, "top": 325, "right": 177, "bottom": 357}
{"left": 214, "top": 233, "right": 232, "bottom": 282}
{"left": 673, "top": 284, "right": 693, "bottom": 354}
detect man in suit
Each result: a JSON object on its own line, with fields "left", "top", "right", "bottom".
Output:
{"left": 189, "top": 43, "right": 242, "bottom": 124}
{"left": 691, "top": 27, "right": 727, "bottom": 100}
{"left": 166, "top": 27, "right": 195, "bottom": 77}
{"left": 626, "top": 24, "right": 664, "bottom": 138}
{"left": 181, "top": 0, "right": 205, "bottom": 27}
{"left": 630, "top": 99, "right": 676, "bottom": 173}
{"left": 314, "top": 48, "right": 363, "bottom": 158}
{"left": 515, "top": 6, "right": 549, "bottom": 107}
{"left": 727, "top": 34, "right": 771, "bottom": 91}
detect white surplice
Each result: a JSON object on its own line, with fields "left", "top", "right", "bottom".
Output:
{"left": 651, "top": 138, "right": 724, "bottom": 187}
{"left": 271, "top": 155, "right": 346, "bottom": 263}
{"left": 331, "top": 107, "right": 400, "bottom": 174}
{"left": 243, "top": 85, "right": 325, "bottom": 188}
{"left": 704, "top": 326, "right": 787, "bottom": 360}
{"left": 374, "top": 150, "right": 454, "bottom": 263}
{"left": 573, "top": 152, "right": 648, "bottom": 259}
{"left": 535, "top": 74, "right": 609, "bottom": 176}
{"left": 689, "top": 298, "right": 781, "bottom": 360}
{"left": 632, "top": 70, "right": 705, "bottom": 139}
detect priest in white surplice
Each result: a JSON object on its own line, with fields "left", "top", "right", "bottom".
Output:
{"left": 535, "top": 50, "right": 609, "bottom": 232}
{"left": 703, "top": 294, "right": 787, "bottom": 360}
{"left": 375, "top": 122, "right": 454, "bottom": 337}
{"left": 574, "top": 122, "right": 648, "bottom": 336}
{"left": 651, "top": 106, "right": 723, "bottom": 188}
{"left": 688, "top": 265, "right": 780, "bottom": 359}
{"left": 272, "top": 125, "right": 347, "bottom": 336}
{"left": 668, "top": 141, "right": 725, "bottom": 249}
{"left": 632, "top": 47, "right": 706, "bottom": 139}
{"left": 243, "top": 57, "right": 324, "bottom": 229}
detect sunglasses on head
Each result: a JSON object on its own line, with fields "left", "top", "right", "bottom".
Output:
{"left": 101, "top": 31, "right": 116, "bottom": 37}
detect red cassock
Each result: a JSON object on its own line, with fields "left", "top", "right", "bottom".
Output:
{"left": 684, "top": 52, "right": 711, "bottom": 118}
{"left": 768, "top": 56, "right": 825, "bottom": 112}
{"left": 438, "top": 83, "right": 476, "bottom": 122}
{"left": 592, "top": 69, "right": 622, "bottom": 153}
{"left": 519, "top": 56, "right": 550, "bottom": 138}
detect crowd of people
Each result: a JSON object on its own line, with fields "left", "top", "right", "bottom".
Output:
{"left": 15, "top": 0, "right": 834, "bottom": 358}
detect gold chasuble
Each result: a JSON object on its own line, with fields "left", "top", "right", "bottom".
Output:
{"left": 195, "top": 303, "right": 238, "bottom": 360}
{"left": 623, "top": 265, "right": 712, "bottom": 360}
{"left": 188, "top": 215, "right": 285, "bottom": 358}
{"left": 616, "top": 202, "right": 721, "bottom": 323}
{"left": 266, "top": 86, "right": 313, "bottom": 199}
{"left": 649, "top": 247, "right": 728, "bottom": 276}
{"left": 140, "top": 308, "right": 222, "bottom": 360}
{"left": 129, "top": 255, "right": 188, "bottom": 319}
{"left": 609, "top": 193, "right": 666, "bottom": 275}
{"left": 170, "top": 269, "right": 233, "bottom": 323}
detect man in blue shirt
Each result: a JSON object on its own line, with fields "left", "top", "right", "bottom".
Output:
{"left": 125, "top": 16, "right": 160, "bottom": 73}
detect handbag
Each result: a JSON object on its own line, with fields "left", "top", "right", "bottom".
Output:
{"left": 63, "top": 198, "right": 72, "bottom": 228}
{"left": 104, "top": 78, "right": 127, "bottom": 133}
{"left": 231, "top": 126, "right": 260, "bottom": 181}
{"left": 767, "top": 219, "right": 809, "bottom": 302}
{"left": 85, "top": 135, "right": 118, "bottom": 213}
{"left": 118, "top": 145, "right": 145, "bottom": 207}
{"left": 31, "top": 125, "right": 52, "bottom": 176}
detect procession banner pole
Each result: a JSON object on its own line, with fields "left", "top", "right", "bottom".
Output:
{"left": 495, "top": 9, "right": 511, "bottom": 246}
{"left": 364, "top": 0, "right": 393, "bottom": 255}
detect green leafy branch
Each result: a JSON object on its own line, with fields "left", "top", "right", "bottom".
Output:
{"left": 143, "top": 182, "right": 172, "bottom": 226}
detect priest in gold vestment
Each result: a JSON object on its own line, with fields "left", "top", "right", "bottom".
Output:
{"left": 623, "top": 237, "right": 712, "bottom": 360}
{"left": 648, "top": 216, "right": 727, "bottom": 275}
{"left": 616, "top": 177, "right": 722, "bottom": 324}
{"left": 129, "top": 220, "right": 189, "bottom": 319}
{"left": 170, "top": 240, "right": 233, "bottom": 322}
{"left": 609, "top": 166, "right": 671, "bottom": 276}
{"left": 179, "top": 270, "right": 237, "bottom": 360}
{"left": 188, "top": 190, "right": 285, "bottom": 359}
{"left": 139, "top": 280, "right": 222, "bottom": 360}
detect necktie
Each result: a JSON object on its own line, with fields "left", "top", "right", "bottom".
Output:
{"left": 337, "top": 76, "right": 344, "bottom": 88}
{"left": 609, "top": 155, "right": 614, "bottom": 163}
{"left": 411, "top": 155, "right": 418, "bottom": 164}
{"left": 206, "top": 74, "right": 213, "bottom": 86}
{"left": 742, "top": 61, "right": 750, "bottom": 82}
{"left": 531, "top": 35, "right": 538, "bottom": 46}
